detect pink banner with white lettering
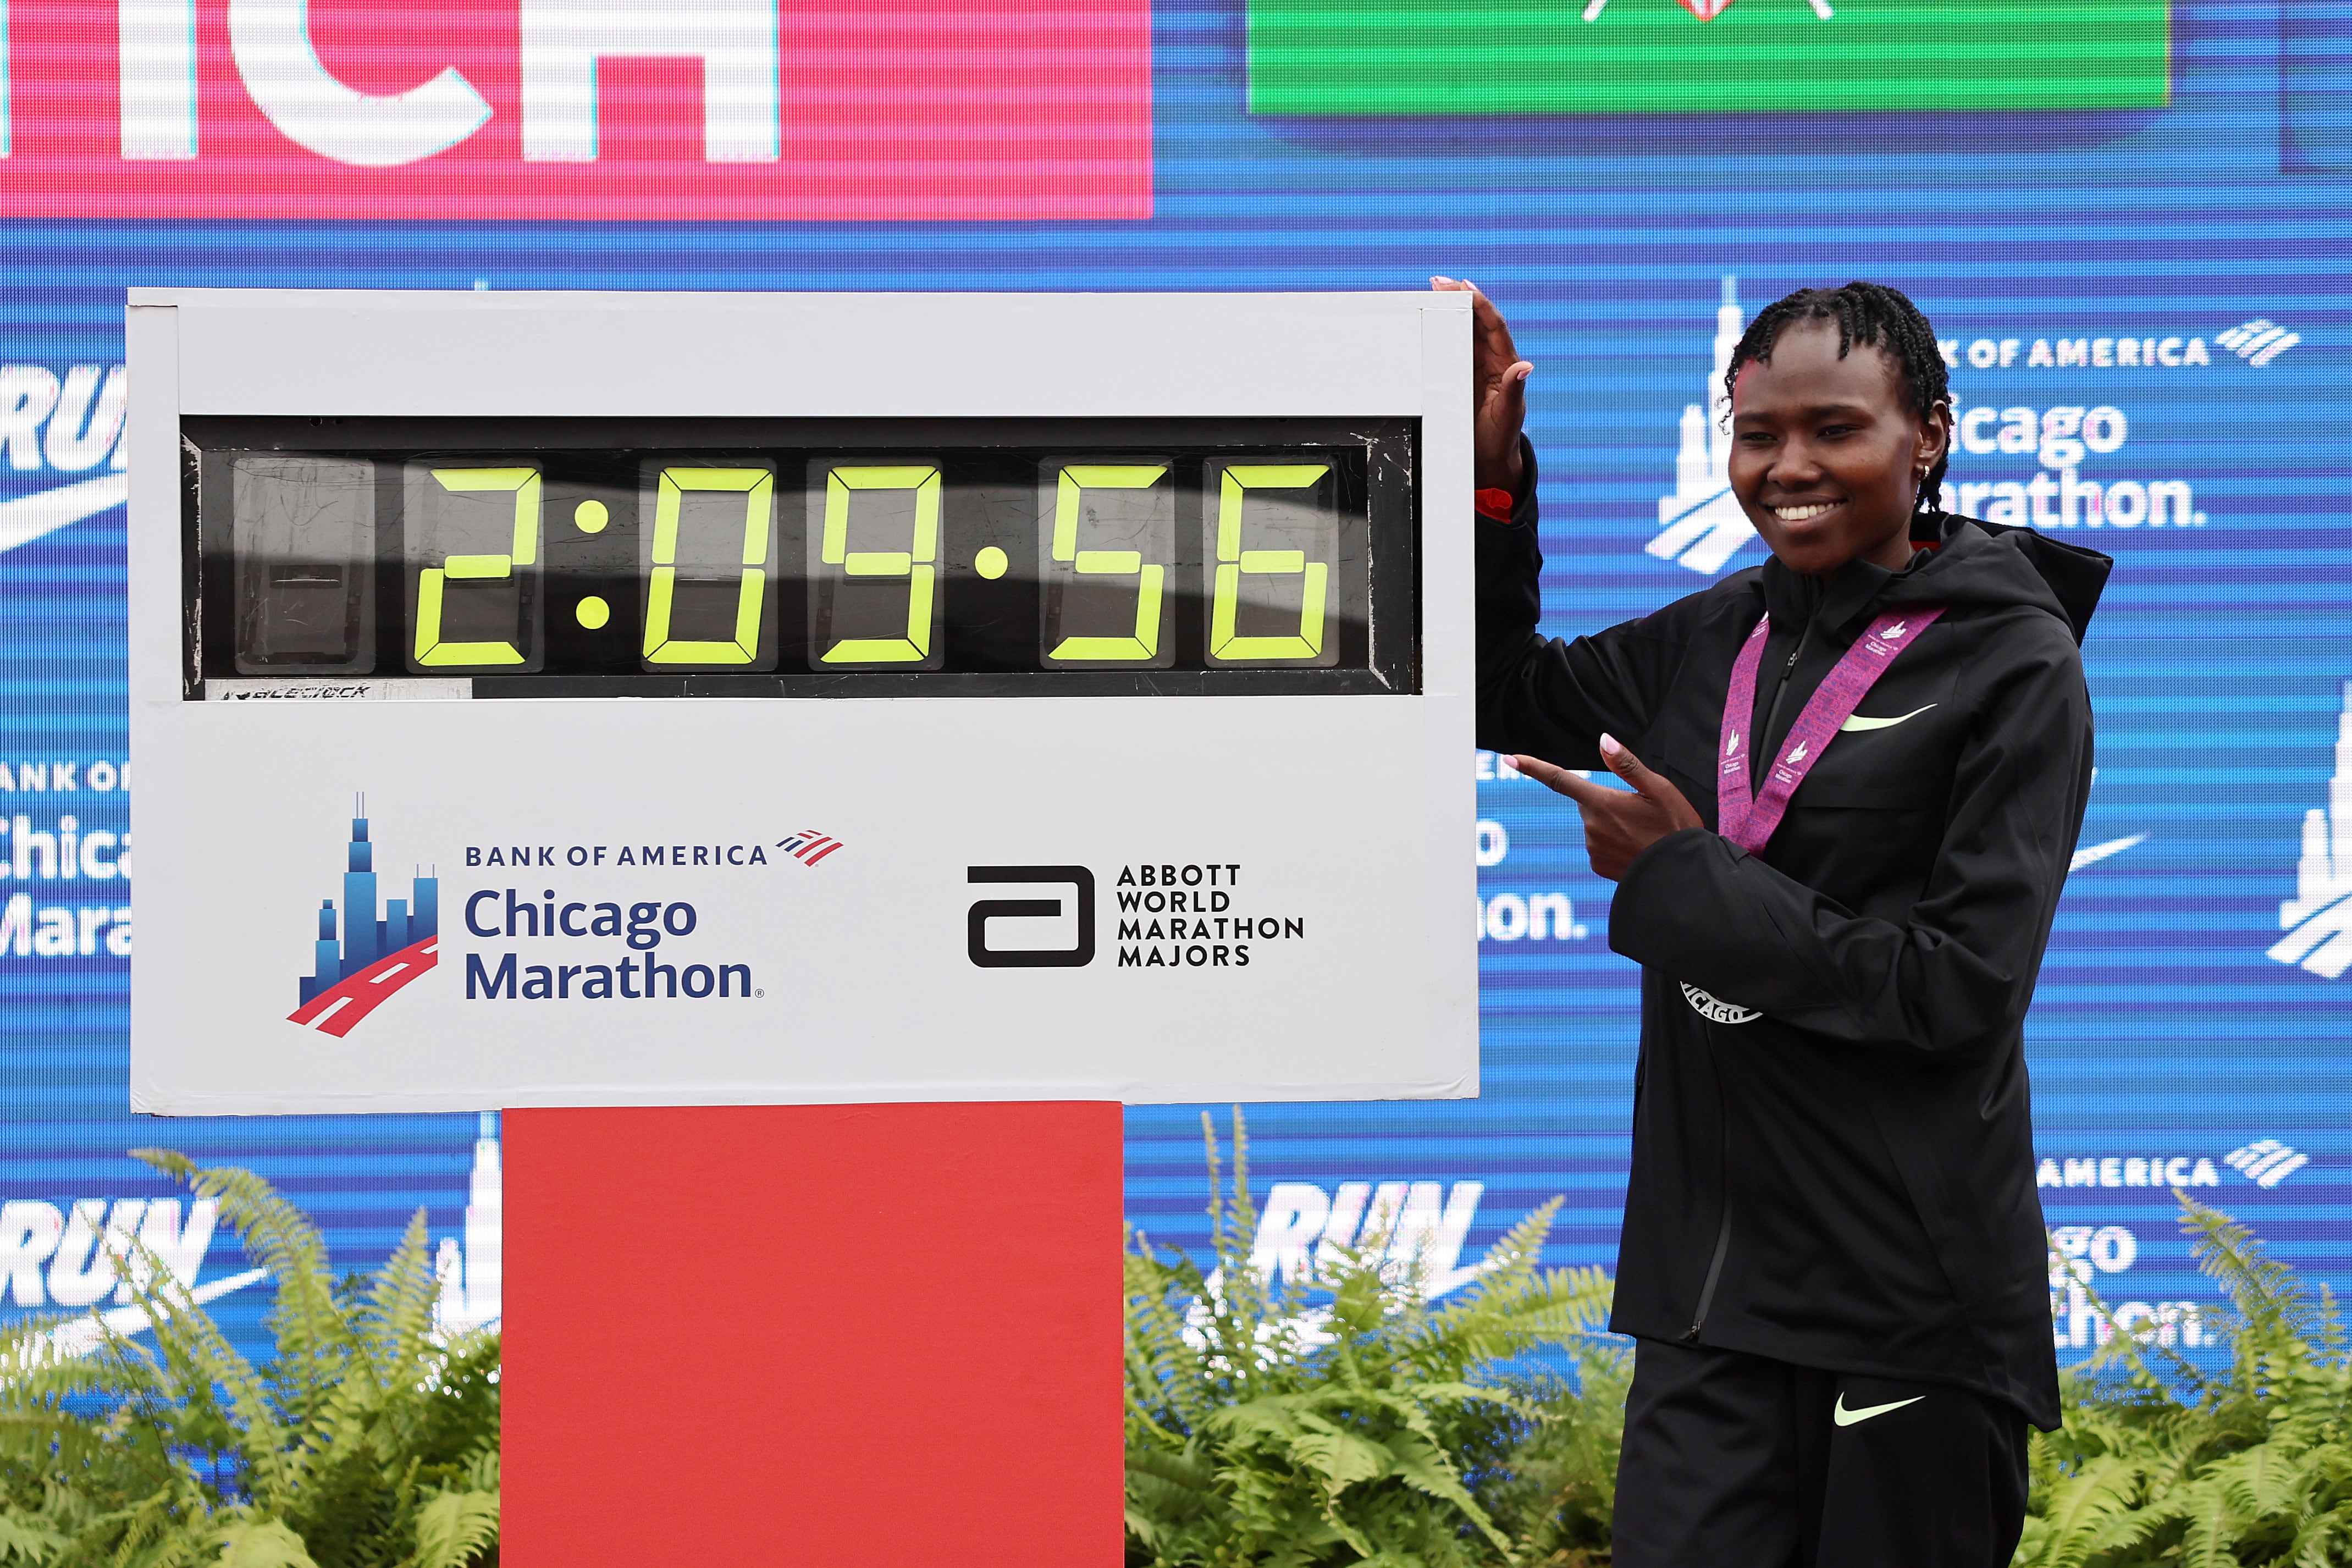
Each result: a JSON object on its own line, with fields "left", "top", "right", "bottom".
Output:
{"left": 0, "top": 0, "right": 1153, "bottom": 219}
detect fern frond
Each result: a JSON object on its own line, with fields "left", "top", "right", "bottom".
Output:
{"left": 2218, "top": 1437, "right": 2314, "bottom": 1522}
{"left": 2180, "top": 1189, "right": 2314, "bottom": 1346}
{"left": 0, "top": 1510, "right": 66, "bottom": 1563}
{"left": 403, "top": 1488, "right": 497, "bottom": 1568}
{"left": 130, "top": 1151, "right": 349, "bottom": 1437}
{"left": 2023, "top": 1456, "right": 2146, "bottom": 1568}
{"left": 209, "top": 1516, "right": 321, "bottom": 1568}
{"left": 97, "top": 1230, "right": 295, "bottom": 1505}
{"left": 359, "top": 1211, "right": 442, "bottom": 1382}
{"left": 2171, "top": 1475, "right": 2240, "bottom": 1568}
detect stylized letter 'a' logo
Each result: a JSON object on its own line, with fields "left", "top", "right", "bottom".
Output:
{"left": 967, "top": 866, "right": 1096, "bottom": 968}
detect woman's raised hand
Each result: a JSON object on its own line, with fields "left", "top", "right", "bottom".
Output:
{"left": 1432, "top": 277, "right": 1530, "bottom": 495}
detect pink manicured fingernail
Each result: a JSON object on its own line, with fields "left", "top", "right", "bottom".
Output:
{"left": 1599, "top": 733, "right": 1622, "bottom": 755}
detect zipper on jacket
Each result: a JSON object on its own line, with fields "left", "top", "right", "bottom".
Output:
{"left": 1685, "top": 1037, "right": 1736, "bottom": 1341}
{"left": 1685, "top": 1202, "right": 1732, "bottom": 1340}
{"left": 1754, "top": 620, "right": 1813, "bottom": 785}
{"left": 1683, "top": 605, "right": 1807, "bottom": 1341}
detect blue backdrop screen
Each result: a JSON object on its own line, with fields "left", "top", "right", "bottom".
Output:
{"left": 0, "top": 0, "right": 2344, "bottom": 1373}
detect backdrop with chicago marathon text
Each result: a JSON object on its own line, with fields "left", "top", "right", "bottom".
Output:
{"left": 0, "top": 0, "right": 2344, "bottom": 1372}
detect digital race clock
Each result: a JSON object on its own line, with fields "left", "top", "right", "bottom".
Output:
{"left": 187, "top": 417, "right": 1415, "bottom": 699}
{"left": 128, "top": 291, "right": 1475, "bottom": 1115}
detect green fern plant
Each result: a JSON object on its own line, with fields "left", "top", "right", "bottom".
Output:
{"left": 2014, "top": 1192, "right": 2352, "bottom": 1567}
{"left": 0, "top": 1151, "right": 499, "bottom": 1568}
{"left": 1124, "top": 1111, "right": 1621, "bottom": 1567}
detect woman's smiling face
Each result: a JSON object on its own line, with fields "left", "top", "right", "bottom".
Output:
{"left": 1728, "top": 318, "right": 1951, "bottom": 576}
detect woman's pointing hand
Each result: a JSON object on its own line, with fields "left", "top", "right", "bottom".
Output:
{"left": 1511, "top": 735, "right": 1704, "bottom": 882}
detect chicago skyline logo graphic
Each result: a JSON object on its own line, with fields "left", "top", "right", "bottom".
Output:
{"left": 287, "top": 798, "right": 439, "bottom": 1037}
{"left": 1649, "top": 275, "right": 1759, "bottom": 576}
{"left": 2272, "top": 682, "right": 2352, "bottom": 979}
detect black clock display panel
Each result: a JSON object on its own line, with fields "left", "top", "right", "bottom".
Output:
{"left": 185, "top": 417, "right": 1416, "bottom": 699}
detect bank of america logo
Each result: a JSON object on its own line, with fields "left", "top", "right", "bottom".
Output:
{"left": 1649, "top": 275, "right": 1758, "bottom": 576}
{"left": 2271, "top": 683, "right": 2352, "bottom": 979}
{"left": 287, "top": 799, "right": 439, "bottom": 1037}
{"left": 2225, "top": 1139, "right": 2309, "bottom": 1189}
{"left": 2216, "top": 319, "right": 2300, "bottom": 367}
{"left": 776, "top": 829, "right": 846, "bottom": 866}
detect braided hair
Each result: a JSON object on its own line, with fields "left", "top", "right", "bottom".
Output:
{"left": 1722, "top": 282, "right": 1952, "bottom": 517}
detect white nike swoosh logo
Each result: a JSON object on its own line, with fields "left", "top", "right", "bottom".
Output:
{"left": 2069, "top": 833, "right": 2146, "bottom": 873}
{"left": 0, "top": 473, "right": 129, "bottom": 555}
{"left": 15, "top": 1267, "right": 269, "bottom": 1366}
{"left": 1833, "top": 1393, "right": 1925, "bottom": 1427}
{"left": 1838, "top": 703, "right": 1936, "bottom": 733}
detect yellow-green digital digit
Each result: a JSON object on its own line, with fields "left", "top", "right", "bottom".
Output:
{"left": 643, "top": 467, "right": 772, "bottom": 665}
{"left": 1046, "top": 463, "right": 1168, "bottom": 662}
{"left": 818, "top": 465, "right": 940, "bottom": 665}
{"left": 1211, "top": 463, "right": 1331, "bottom": 662}
{"left": 413, "top": 466, "right": 540, "bottom": 667}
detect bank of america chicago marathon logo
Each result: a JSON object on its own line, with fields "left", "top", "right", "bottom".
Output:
{"left": 455, "top": 827, "right": 837, "bottom": 1003}
{"left": 287, "top": 802, "right": 848, "bottom": 1033}
{"left": 1648, "top": 277, "right": 2265, "bottom": 578}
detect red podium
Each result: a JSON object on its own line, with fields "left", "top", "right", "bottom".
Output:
{"left": 503, "top": 1102, "right": 1124, "bottom": 1564}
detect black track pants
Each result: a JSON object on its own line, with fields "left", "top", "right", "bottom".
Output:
{"left": 1611, "top": 1339, "right": 2031, "bottom": 1568}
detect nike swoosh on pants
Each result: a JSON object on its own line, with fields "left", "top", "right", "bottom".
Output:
{"left": 1832, "top": 1393, "right": 1925, "bottom": 1427}
{"left": 1838, "top": 703, "right": 1936, "bottom": 733}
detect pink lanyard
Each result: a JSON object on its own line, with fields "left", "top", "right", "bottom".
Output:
{"left": 1716, "top": 606, "right": 1945, "bottom": 854}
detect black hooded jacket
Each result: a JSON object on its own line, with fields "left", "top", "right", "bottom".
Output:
{"left": 1477, "top": 458, "right": 2110, "bottom": 1429}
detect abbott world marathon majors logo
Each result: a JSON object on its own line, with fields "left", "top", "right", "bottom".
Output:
{"left": 1648, "top": 277, "right": 2249, "bottom": 575}
{"left": 965, "top": 862, "right": 1308, "bottom": 970}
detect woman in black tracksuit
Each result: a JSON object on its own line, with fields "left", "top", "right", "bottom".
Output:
{"left": 1438, "top": 277, "right": 2110, "bottom": 1566}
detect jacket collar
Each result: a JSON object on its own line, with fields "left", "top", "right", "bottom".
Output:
{"left": 1759, "top": 551, "right": 1893, "bottom": 644}
{"left": 1757, "top": 511, "right": 1956, "bottom": 641}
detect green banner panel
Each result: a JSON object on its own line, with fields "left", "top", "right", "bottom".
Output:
{"left": 1247, "top": 0, "right": 2170, "bottom": 114}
